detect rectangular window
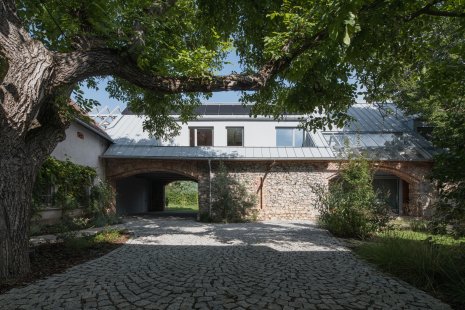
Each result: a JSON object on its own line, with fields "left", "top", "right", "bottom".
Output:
{"left": 276, "top": 128, "right": 314, "bottom": 147}
{"left": 227, "top": 127, "right": 244, "bottom": 146}
{"left": 189, "top": 127, "right": 213, "bottom": 146}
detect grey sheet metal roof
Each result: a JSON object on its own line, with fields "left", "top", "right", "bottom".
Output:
{"left": 100, "top": 104, "right": 436, "bottom": 161}
{"left": 103, "top": 146, "right": 337, "bottom": 160}
{"left": 102, "top": 143, "right": 434, "bottom": 161}
{"left": 75, "top": 118, "right": 113, "bottom": 142}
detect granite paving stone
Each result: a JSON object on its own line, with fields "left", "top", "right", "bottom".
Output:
{"left": 0, "top": 216, "right": 451, "bottom": 309}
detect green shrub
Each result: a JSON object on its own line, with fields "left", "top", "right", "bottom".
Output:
{"left": 312, "top": 155, "right": 391, "bottom": 239}
{"left": 409, "top": 219, "right": 430, "bottom": 233}
{"left": 430, "top": 198, "right": 465, "bottom": 238}
{"left": 205, "top": 162, "right": 257, "bottom": 223}
{"left": 93, "top": 229, "right": 125, "bottom": 243}
{"left": 85, "top": 181, "right": 121, "bottom": 226}
{"left": 31, "top": 181, "right": 121, "bottom": 236}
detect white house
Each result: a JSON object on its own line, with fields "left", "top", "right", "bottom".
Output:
{"left": 52, "top": 118, "right": 113, "bottom": 179}
{"left": 35, "top": 118, "right": 113, "bottom": 224}
{"left": 97, "top": 103, "right": 436, "bottom": 220}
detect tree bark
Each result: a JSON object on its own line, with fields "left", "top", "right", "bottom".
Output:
{"left": 0, "top": 2, "right": 67, "bottom": 279}
{"left": 0, "top": 153, "right": 38, "bottom": 278}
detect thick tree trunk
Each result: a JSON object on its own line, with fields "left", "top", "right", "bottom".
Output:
{"left": 0, "top": 152, "right": 38, "bottom": 279}
{"left": 0, "top": 44, "right": 66, "bottom": 280}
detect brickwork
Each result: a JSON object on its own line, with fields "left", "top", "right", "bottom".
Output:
{"left": 105, "top": 158, "right": 434, "bottom": 219}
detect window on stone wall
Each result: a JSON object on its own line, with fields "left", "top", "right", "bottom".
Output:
{"left": 276, "top": 128, "right": 314, "bottom": 147}
{"left": 189, "top": 127, "right": 213, "bottom": 146}
{"left": 373, "top": 173, "right": 402, "bottom": 214}
{"left": 227, "top": 127, "right": 244, "bottom": 146}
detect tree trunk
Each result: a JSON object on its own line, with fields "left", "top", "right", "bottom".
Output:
{"left": 0, "top": 152, "right": 38, "bottom": 279}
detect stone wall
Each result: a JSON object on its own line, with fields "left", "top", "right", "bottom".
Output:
{"left": 215, "top": 161, "right": 335, "bottom": 220}
{"left": 105, "top": 158, "right": 434, "bottom": 220}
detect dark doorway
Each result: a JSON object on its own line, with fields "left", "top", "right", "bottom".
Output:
{"left": 373, "top": 172, "right": 409, "bottom": 214}
{"left": 115, "top": 172, "right": 198, "bottom": 215}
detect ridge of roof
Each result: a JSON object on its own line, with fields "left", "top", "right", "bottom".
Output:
{"left": 69, "top": 101, "right": 114, "bottom": 142}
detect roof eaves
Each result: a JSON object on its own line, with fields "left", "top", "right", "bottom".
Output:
{"left": 75, "top": 118, "right": 114, "bottom": 143}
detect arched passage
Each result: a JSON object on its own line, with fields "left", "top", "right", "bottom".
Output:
{"left": 115, "top": 171, "right": 198, "bottom": 215}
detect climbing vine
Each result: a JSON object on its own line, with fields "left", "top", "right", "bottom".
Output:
{"left": 33, "top": 157, "right": 97, "bottom": 212}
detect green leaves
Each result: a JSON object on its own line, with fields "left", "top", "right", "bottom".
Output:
{"left": 33, "top": 157, "right": 97, "bottom": 210}
{"left": 14, "top": 0, "right": 465, "bottom": 146}
{"left": 313, "top": 154, "right": 391, "bottom": 239}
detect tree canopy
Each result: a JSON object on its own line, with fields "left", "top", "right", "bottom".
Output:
{"left": 1, "top": 0, "right": 465, "bottom": 278}
{"left": 7, "top": 0, "right": 463, "bottom": 137}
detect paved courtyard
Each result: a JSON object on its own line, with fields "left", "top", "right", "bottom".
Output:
{"left": 0, "top": 217, "right": 450, "bottom": 309}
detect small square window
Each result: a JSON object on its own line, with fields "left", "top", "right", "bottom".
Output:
{"left": 227, "top": 127, "right": 244, "bottom": 146}
{"left": 189, "top": 128, "right": 213, "bottom": 146}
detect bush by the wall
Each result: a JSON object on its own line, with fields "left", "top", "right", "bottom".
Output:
{"left": 312, "top": 155, "right": 391, "bottom": 239}
{"left": 33, "top": 157, "right": 96, "bottom": 214}
{"left": 86, "top": 181, "right": 120, "bottom": 226}
{"left": 207, "top": 162, "right": 257, "bottom": 223}
{"left": 32, "top": 157, "right": 120, "bottom": 234}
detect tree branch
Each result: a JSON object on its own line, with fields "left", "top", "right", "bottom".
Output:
{"left": 145, "top": 0, "right": 178, "bottom": 17}
{"left": 407, "top": 1, "right": 464, "bottom": 21}
{"left": 54, "top": 29, "right": 327, "bottom": 94}
{"left": 0, "top": 1, "right": 32, "bottom": 60}
{"left": 420, "top": 9, "right": 465, "bottom": 18}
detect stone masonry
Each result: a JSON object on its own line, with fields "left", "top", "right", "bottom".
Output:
{"left": 105, "top": 158, "right": 434, "bottom": 219}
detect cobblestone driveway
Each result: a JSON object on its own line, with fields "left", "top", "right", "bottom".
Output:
{"left": 0, "top": 217, "right": 450, "bottom": 309}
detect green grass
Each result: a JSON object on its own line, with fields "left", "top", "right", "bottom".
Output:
{"left": 60, "top": 229, "right": 128, "bottom": 250}
{"left": 165, "top": 203, "right": 198, "bottom": 213}
{"left": 354, "top": 230, "right": 465, "bottom": 309}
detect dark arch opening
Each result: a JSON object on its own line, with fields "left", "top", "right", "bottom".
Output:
{"left": 115, "top": 171, "right": 198, "bottom": 215}
{"left": 327, "top": 171, "right": 411, "bottom": 215}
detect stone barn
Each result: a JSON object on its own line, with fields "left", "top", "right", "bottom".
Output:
{"left": 93, "top": 103, "right": 435, "bottom": 220}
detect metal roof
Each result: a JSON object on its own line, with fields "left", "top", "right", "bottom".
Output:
{"left": 103, "top": 146, "right": 337, "bottom": 160}
{"left": 75, "top": 118, "right": 113, "bottom": 142}
{"left": 100, "top": 103, "right": 436, "bottom": 161}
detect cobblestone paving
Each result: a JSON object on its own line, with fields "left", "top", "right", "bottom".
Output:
{"left": 0, "top": 217, "right": 451, "bottom": 309}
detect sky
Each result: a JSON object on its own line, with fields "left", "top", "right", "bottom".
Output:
{"left": 80, "top": 52, "right": 247, "bottom": 112}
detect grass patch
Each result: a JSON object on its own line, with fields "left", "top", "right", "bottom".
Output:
{"left": 59, "top": 229, "right": 128, "bottom": 250}
{"left": 353, "top": 230, "right": 465, "bottom": 309}
{"left": 165, "top": 203, "right": 198, "bottom": 213}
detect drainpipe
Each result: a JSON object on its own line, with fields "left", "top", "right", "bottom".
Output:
{"left": 208, "top": 159, "right": 212, "bottom": 217}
